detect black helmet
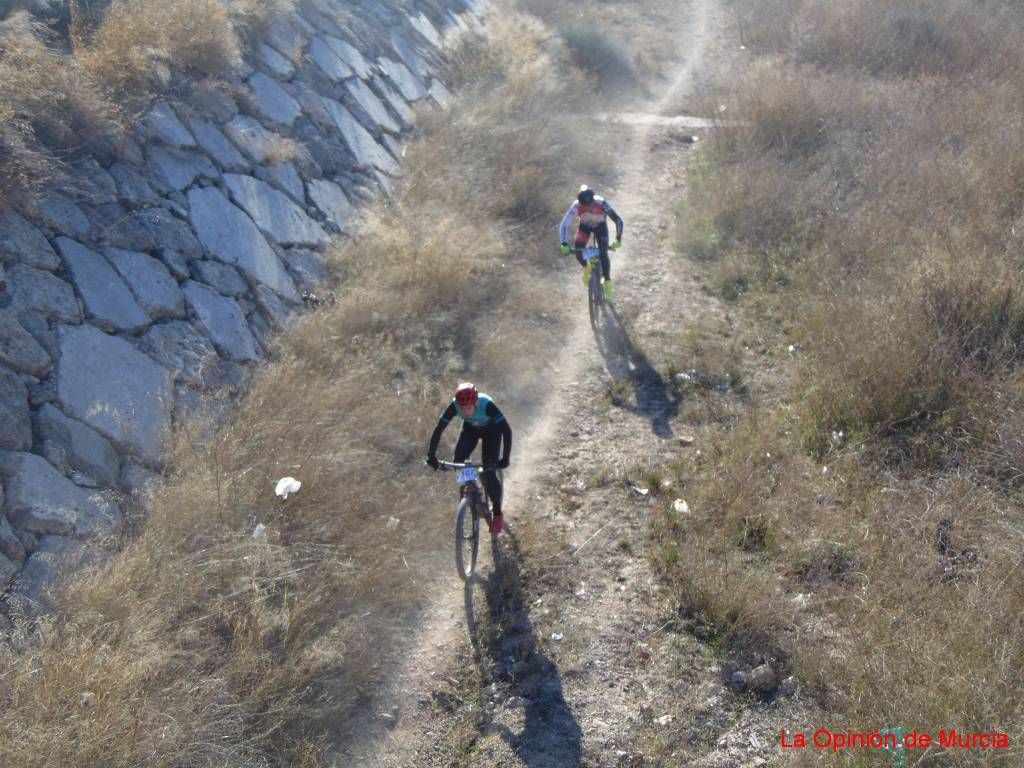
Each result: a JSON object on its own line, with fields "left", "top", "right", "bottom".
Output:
{"left": 577, "top": 184, "right": 595, "bottom": 205}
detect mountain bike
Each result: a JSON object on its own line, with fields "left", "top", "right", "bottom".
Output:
{"left": 433, "top": 459, "right": 499, "bottom": 581}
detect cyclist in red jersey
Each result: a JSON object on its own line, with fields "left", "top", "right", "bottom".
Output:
{"left": 559, "top": 184, "right": 624, "bottom": 301}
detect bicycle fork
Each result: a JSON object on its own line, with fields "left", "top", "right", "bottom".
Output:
{"left": 460, "top": 482, "right": 489, "bottom": 521}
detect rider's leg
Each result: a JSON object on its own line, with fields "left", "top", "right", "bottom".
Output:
{"left": 595, "top": 222, "right": 613, "bottom": 300}
{"left": 595, "top": 222, "right": 611, "bottom": 281}
{"left": 573, "top": 227, "right": 591, "bottom": 267}
{"left": 453, "top": 427, "right": 479, "bottom": 463}
{"left": 479, "top": 428, "right": 502, "bottom": 514}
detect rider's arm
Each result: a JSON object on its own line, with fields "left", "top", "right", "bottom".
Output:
{"left": 604, "top": 201, "right": 624, "bottom": 241}
{"left": 485, "top": 402, "right": 512, "bottom": 463}
{"left": 427, "top": 402, "right": 457, "bottom": 457}
{"left": 498, "top": 420, "right": 512, "bottom": 464}
{"left": 558, "top": 201, "right": 579, "bottom": 244}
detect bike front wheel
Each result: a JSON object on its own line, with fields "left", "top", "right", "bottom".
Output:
{"left": 454, "top": 497, "right": 480, "bottom": 581}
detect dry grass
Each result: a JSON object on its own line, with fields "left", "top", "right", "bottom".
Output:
{"left": 662, "top": 0, "right": 1024, "bottom": 754}
{"left": 71, "top": 0, "right": 242, "bottom": 92}
{"left": 0, "top": 10, "right": 596, "bottom": 766}
{"left": 0, "top": 12, "right": 120, "bottom": 202}
{"left": 0, "top": 0, "right": 296, "bottom": 200}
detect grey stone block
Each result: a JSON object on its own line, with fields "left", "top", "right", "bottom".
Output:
{"left": 429, "top": 78, "right": 453, "bottom": 108}
{"left": 255, "top": 162, "right": 305, "bottom": 205}
{"left": 0, "top": 512, "right": 26, "bottom": 563}
{"left": 346, "top": 78, "right": 400, "bottom": 134}
{"left": 223, "top": 115, "right": 292, "bottom": 165}
{"left": 36, "top": 403, "right": 121, "bottom": 488}
{"left": 181, "top": 280, "right": 262, "bottom": 362}
{"left": 248, "top": 72, "right": 302, "bottom": 127}
{"left": 323, "top": 34, "right": 373, "bottom": 78}
{"left": 259, "top": 43, "right": 295, "bottom": 79}
{"left": 109, "top": 162, "right": 163, "bottom": 207}
{"left": 70, "top": 158, "right": 118, "bottom": 201}
{"left": 54, "top": 238, "right": 150, "bottom": 334}
{"left": 0, "top": 310, "right": 51, "bottom": 378}
{"left": 148, "top": 146, "right": 220, "bottom": 193}
{"left": 186, "top": 116, "right": 250, "bottom": 173}
{"left": 143, "top": 102, "right": 196, "bottom": 148}
{"left": 9, "top": 535, "right": 104, "bottom": 613}
{"left": 187, "top": 186, "right": 299, "bottom": 301}
{"left": 281, "top": 248, "right": 328, "bottom": 292}
{"left": 3, "top": 453, "right": 122, "bottom": 538}
{"left": 6, "top": 265, "right": 82, "bottom": 324}
{"left": 88, "top": 204, "right": 158, "bottom": 252}
{"left": 309, "top": 36, "right": 354, "bottom": 82}
{"left": 104, "top": 248, "right": 185, "bottom": 320}
{"left": 321, "top": 98, "right": 400, "bottom": 175}
{"left": 307, "top": 178, "right": 354, "bottom": 233}
{"left": 378, "top": 55, "right": 428, "bottom": 101}
{"left": 190, "top": 260, "right": 249, "bottom": 297}
{"left": 373, "top": 76, "right": 416, "bottom": 127}
{"left": 158, "top": 248, "right": 191, "bottom": 281}
{"left": 138, "top": 320, "right": 220, "bottom": 389}
{"left": 410, "top": 11, "right": 443, "bottom": 47}
{"left": 136, "top": 208, "right": 205, "bottom": 261}
{"left": 24, "top": 191, "right": 92, "bottom": 239}
{"left": 0, "top": 367, "right": 31, "bottom": 451}
{"left": 0, "top": 208, "right": 60, "bottom": 270}
{"left": 265, "top": 18, "right": 307, "bottom": 61}
{"left": 223, "top": 174, "right": 329, "bottom": 248}
{"left": 18, "top": 313, "right": 59, "bottom": 362}
{"left": 55, "top": 324, "right": 173, "bottom": 465}
{"left": 254, "top": 283, "right": 295, "bottom": 329}
{"left": 389, "top": 30, "right": 433, "bottom": 82}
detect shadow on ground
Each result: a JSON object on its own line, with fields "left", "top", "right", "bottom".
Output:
{"left": 463, "top": 527, "right": 582, "bottom": 766}
{"left": 593, "top": 303, "right": 680, "bottom": 437}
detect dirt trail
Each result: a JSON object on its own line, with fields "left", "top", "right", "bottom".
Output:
{"left": 332, "top": 1, "right": 804, "bottom": 765}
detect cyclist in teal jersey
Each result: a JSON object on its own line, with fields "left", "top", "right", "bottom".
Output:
{"left": 426, "top": 383, "right": 512, "bottom": 534}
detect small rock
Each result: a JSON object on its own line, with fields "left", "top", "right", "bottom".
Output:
{"left": 80, "top": 691, "right": 97, "bottom": 708}
{"left": 779, "top": 676, "right": 798, "bottom": 697}
{"left": 678, "top": 435, "right": 695, "bottom": 446}
{"left": 729, "top": 670, "right": 747, "bottom": 689}
{"left": 654, "top": 714, "right": 673, "bottom": 726}
{"left": 747, "top": 664, "right": 778, "bottom": 693}
{"left": 672, "top": 499, "right": 690, "bottom": 514}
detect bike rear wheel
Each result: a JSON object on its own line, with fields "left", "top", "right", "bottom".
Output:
{"left": 454, "top": 497, "right": 480, "bottom": 581}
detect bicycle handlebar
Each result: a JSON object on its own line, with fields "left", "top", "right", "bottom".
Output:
{"left": 426, "top": 459, "right": 501, "bottom": 472}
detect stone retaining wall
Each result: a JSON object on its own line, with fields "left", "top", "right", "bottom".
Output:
{"left": 0, "top": 0, "right": 483, "bottom": 621}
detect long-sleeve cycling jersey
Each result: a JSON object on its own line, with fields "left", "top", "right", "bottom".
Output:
{"left": 428, "top": 394, "right": 512, "bottom": 461}
{"left": 559, "top": 196, "right": 624, "bottom": 243}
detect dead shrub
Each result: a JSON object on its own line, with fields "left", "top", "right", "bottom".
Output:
{"left": 72, "top": 0, "right": 242, "bottom": 92}
{"left": 0, "top": 12, "right": 119, "bottom": 201}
